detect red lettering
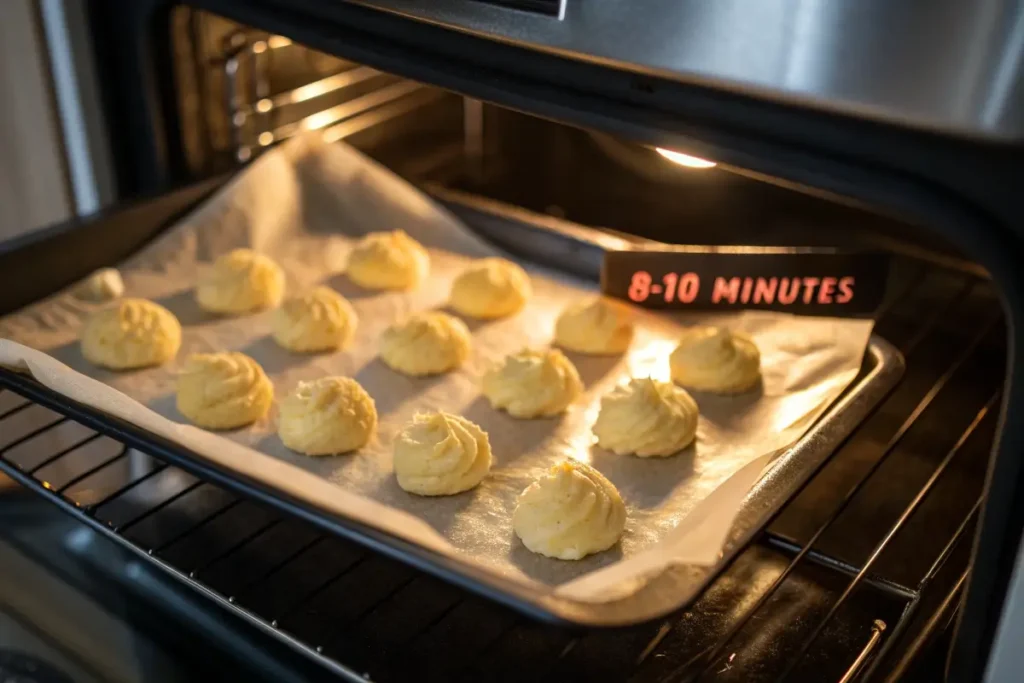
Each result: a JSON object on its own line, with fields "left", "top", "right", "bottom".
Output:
{"left": 629, "top": 271, "right": 652, "bottom": 302}
{"left": 778, "top": 277, "right": 799, "bottom": 304}
{"left": 740, "top": 277, "right": 754, "bottom": 304}
{"left": 679, "top": 272, "right": 700, "bottom": 303}
{"left": 818, "top": 277, "right": 837, "bottom": 304}
{"left": 802, "top": 277, "right": 821, "bottom": 304}
{"left": 753, "top": 277, "right": 778, "bottom": 304}
{"left": 712, "top": 277, "right": 741, "bottom": 304}
{"left": 837, "top": 276, "right": 855, "bottom": 303}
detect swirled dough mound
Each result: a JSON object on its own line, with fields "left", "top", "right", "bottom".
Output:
{"left": 346, "top": 230, "right": 429, "bottom": 290}
{"left": 482, "top": 348, "right": 583, "bottom": 418}
{"left": 176, "top": 352, "right": 273, "bottom": 430}
{"left": 272, "top": 286, "right": 357, "bottom": 353}
{"left": 393, "top": 412, "right": 492, "bottom": 496}
{"left": 279, "top": 377, "right": 377, "bottom": 455}
{"left": 513, "top": 460, "right": 626, "bottom": 560}
{"left": 593, "top": 378, "right": 698, "bottom": 457}
{"left": 77, "top": 267, "right": 125, "bottom": 302}
{"left": 669, "top": 326, "right": 761, "bottom": 394}
{"left": 196, "top": 249, "right": 285, "bottom": 315}
{"left": 449, "top": 257, "right": 531, "bottom": 319}
{"left": 555, "top": 297, "right": 634, "bottom": 355}
{"left": 80, "top": 298, "right": 181, "bottom": 370}
{"left": 380, "top": 311, "right": 471, "bottom": 376}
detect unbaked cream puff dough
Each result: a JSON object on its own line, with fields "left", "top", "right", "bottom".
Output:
{"left": 279, "top": 377, "right": 377, "bottom": 455}
{"left": 379, "top": 311, "right": 471, "bottom": 376}
{"left": 80, "top": 298, "right": 181, "bottom": 370}
{"left": 669, "top": 326, "right": 761, "bottom": 394}
{"left": 513, "top": 460, "right": 626, "bottom": 560}
{"left": 555, "top": 297, "right": 634, "bottom": 355}
{"left": 76, "top": 267, "right": 125, "bottom": 302}
{"left": 176, "top": 351, "right": 274, "bottom": 430}
{"left": 449, "top": 257, "right": 531, "bottom": 319}
{"left": 593, "top": 377, "right": 699, "bottom": 457}
{"left": 196, "top": 248, "right": 285, "bottom": 315}
{"left": 482, "top": 348, "right": 582, "bottom": 418}
{"left": 346, "top": 230, "right": 429, "bottom": 290}
{"left": 393, "top": 411, "right": 492, "bottom": 496}
{"left": 273, "top": 286, "right": 357, "bottom": 353}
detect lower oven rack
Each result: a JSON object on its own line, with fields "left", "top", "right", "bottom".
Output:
{"left": 0, "top": 259, "right": 1003, "bottom": 682}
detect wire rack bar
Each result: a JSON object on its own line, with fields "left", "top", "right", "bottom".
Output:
{"left": 55, "top": 444, "right": 130, "bottom": 494}
{"left": 859, "top": 495, "right": 984, "bottom": 682}
{"left": 150, "top": 497, "right": 244, "bottom": 554}
{"left": 79, "top": 461, "right": 169, "bottom": 513}
{"left": 0, "top": 415, "right": 68, "bottom": 457}
{"left": 191, "top": 518, "right": 283, "bottom": 580}
{"left": 0, "top": 394, "right": 32, "bottom": 420}
{"left": 683, "top": 314, "right": 999, "bottom": 681}
{"left": 883, "top": 569, "right": 970, "bottom": 683}
{"left": 238, "top": 65, "right": 382, "bottom": 116}
{"left": 776, "top": 391, "right": 1000, "bottom": 681}
{"left": 114, "top": 480, "right": 205, "bottom": 533}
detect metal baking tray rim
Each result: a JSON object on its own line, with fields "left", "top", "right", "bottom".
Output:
{"left": 0, "top": 334, "right": 902, "bottom": 628}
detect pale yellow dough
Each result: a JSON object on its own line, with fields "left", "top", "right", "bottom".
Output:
{"left": 77, "top": 267, "right": 125, "bottom": 302}
{"left": 593, "top": 378, "right": 698, "bottom": 457}
{"left": 272, "top": 286, "right": 357, "bottom": 353}
{"left": 278, "top": 377, "right": 377, "bottom": 456}
{"left": 196, "top": 249, "right": 285, "bottom": 315}
{"left": 449, "top": 257, "right": 531, "bottom": 319}
{"left": 554, "top": 297, "right": 634, "bottom": 355}
{"left": 513, "top": 460, "right": 626, "bottom": 560}
{"left": 393, "top": 412, "right": 492, "bottom": 496}
{"left": 481, "top": 348, "right": 582, "bottom": 418}
{"left": 346, "top": 230, "right": 429, "bottom": 290}
{"left": 176, "top": 352, "right": 273, "bottom": 430}
{"left": 80, "top": 298, "right": 181, "bottom": 370}
{"left": 669, "top": 326, "right": 761, "bottom": 394}
{"left": 380, "top": 311, "right": 471, "bottom": 376}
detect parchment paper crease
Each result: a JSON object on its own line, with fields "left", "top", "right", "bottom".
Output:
{"left": 0, "top": 135, "right": 873, "bottom": 602}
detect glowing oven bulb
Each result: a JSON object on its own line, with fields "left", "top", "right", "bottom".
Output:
{"left": 655, "top": 147, "right": 717, "bottom": 169}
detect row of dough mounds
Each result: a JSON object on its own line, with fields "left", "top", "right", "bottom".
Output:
{"left": 74, "top": 231, "right": 763, "bottom": 562}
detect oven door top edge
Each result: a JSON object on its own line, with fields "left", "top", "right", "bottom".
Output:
{"left": 335, "top": 0, "right": 1024, "bottom": 142}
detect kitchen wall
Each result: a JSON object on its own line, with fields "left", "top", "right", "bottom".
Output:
{"left": 0, "top": 0, "right": 74, "bottom": 239}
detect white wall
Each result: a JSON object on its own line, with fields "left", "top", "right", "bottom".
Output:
{"left": 0, "top": 0, "right": 74, "bottom": 239}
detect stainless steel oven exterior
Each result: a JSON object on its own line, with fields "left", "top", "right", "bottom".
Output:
{"left": 349, "top": 0, "right": 1024, "bottom": 140}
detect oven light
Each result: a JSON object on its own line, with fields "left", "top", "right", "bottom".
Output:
{"left": 656, "top": 147, "right": 717, "bottom": 169}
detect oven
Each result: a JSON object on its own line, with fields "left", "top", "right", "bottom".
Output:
{"left": 0, "top": 1, "right": 1021, "bottom": 681}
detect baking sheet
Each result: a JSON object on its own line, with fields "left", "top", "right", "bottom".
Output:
{"left": 0, "top": 135, "right": 873, "bottom": 601}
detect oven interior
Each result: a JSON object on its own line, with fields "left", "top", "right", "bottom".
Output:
{"left": 0, "top": 7, "right": 1008, "bottom": 682}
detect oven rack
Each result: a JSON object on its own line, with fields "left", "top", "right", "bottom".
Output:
{"left": 0, "top": 263, "right": 1002, "bottom": 682}
{"left": 218, "top": 30, "right": 447, "bottom": 161}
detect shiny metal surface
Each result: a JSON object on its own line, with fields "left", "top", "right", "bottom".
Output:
{"left": 351, "top": 0, "right": 1024, "bottom": 139}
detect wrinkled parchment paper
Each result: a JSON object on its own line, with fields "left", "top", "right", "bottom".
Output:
{"left": 0, "top": 136, "right": 873, "bottom": 601}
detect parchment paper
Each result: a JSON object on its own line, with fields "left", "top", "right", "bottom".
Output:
{"left": 0, "top": 135, "right": 873, "bottom": 601}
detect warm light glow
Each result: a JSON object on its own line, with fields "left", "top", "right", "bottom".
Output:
{"left": 258, "top": 132, "right": 275, "bottom": 146}
{"left": 627, "top": 339, "right": 676, "bottom": 382}
{"left": 656, "top": 147, "right": 717, "bottom": 169}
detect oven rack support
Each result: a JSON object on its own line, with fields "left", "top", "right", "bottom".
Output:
{"left": 219, "top": 30, "right": 442, "bottom": 161}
